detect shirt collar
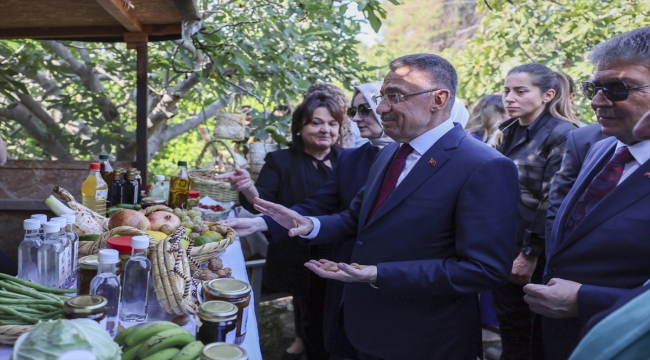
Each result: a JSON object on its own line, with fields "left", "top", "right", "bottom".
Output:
{"left": 616, "top": 139, "right": 650, "bottom": 165}
{"left": 408, "top": 118, "right": 455, "bottom": 156}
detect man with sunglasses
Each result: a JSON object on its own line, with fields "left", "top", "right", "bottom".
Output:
{"left": 523, "top": 27, "right": 650, "bottom": 360}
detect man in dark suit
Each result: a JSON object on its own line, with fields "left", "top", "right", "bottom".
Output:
{"left": 545, "top": 123, "right": 608, "bottom": 243}
{"left": 523, "top": 27, "right": 650, "bottom": 359}
{"left": 252, "top": 53, "right": 520, "bottom": 359}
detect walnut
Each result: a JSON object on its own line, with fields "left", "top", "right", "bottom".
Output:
{"left": 350, "top": 263, "right": 361, "bottom": 270}
{"left": 172, "top": 314, "right": 190, "bottom": 326}
{"left": 208, "top": 258, "right": 223, "bottom": 271}
{"left": 200, "top": 272, "right": 219, "bottom": 280}
{"left": 216, "top": 269, "right": 227, "bottom": 277}
{"left": 222, "top": 267, "right": 232, "bottom": 275}
{"left": 320, "top": 262, "right": 339, "bottom": 272}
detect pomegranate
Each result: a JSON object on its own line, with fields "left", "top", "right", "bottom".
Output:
{"left": 148, "top": 211, "right": 181, "bottom": 235}
{"left": 108, "top": 209, "right": 151, "bottom": 230}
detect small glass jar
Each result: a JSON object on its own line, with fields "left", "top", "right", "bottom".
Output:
{"left": 141, "top": 197, "right": 167, "bottom": 209}
{"left": 106, "top": 236, "right": 132, "bottom": 276}
{"left": 202, "top": 279, "right": 251, "bottom": 345}
{"left": 77, "top": 255, "right": 99, "bottom": 295}
{"left": 200, "top": 342, "right": 248, "bottom": 360}
{"left": 188, "top": 190, "right": 200, "bottom": 208}
{"left": 65, "top": 295, "right": 107, "bottom": 328}
{"left": 197, "top": 301, "right": 238, "bottom": 344}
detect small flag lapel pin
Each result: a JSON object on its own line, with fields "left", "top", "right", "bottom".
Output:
{"left": 645, "top": 172, "right": 650, "bottom": 178}
{"left": 428, "top": 158, "right": 436, "bottom": 166}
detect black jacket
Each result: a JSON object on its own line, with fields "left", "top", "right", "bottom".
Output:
{"left": 496, "top": 111, "right": 577, "bottom": 250}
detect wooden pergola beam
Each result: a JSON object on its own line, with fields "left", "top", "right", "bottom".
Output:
{"left": 95, "top": 0, "right": 143, "bottom": 32}
{"left": 0, "top": 24, "right": 182, "bottom": 40}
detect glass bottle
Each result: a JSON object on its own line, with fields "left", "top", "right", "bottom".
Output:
{"left": 111, "top": 169, "right": 125, "bottom": 206}
{"left": 169, "top": 161, "right": 190, "bottom": 209}
{"left": 123, "top": 170, "right": 139, "bottom": 205}
{"left": 17, "top": 219, "right": 44, "bottom": 282}
{"left": 120, "top": 236, "right": 151, "bottom": 322}
{"left": 30, "top": 214, "right": 47, "bottom": 239}
{"left": 148, "top": 175, "right": 167, "bottom": 199}
{"left": 81, "top": 163, "right": 109, "bottom": 217}
{"left": 50, "top": 217, "right": 74, "bottom": 289}
{"left": 90, "top": 249, "right": 121, "bottom": 337}
{"left": 62, "top": 213, "right": 80, "bottom": 289}
{"left": 99, "top": 154, "right": 114, "bottom": 207}
{"left": 37, "top": 222, "right": 66, "bottom": 288}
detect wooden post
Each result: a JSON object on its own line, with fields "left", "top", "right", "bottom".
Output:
{"left": 126, "top": 33, "right": 149, "bottom": 187}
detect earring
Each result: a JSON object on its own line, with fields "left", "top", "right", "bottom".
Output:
{"left": 296, "top": 132, "right": 300, "bottom": 136}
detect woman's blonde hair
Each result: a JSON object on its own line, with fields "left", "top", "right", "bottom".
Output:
{"left": 465, "top": 94, "right": 505, "bottom": 143}
{"left": 493, "top": 63, "right": 579, "bottom": 147}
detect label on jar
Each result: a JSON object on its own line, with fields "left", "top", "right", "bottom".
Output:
{"left": 96, "top": 189, "right": 108, "bottom": 199}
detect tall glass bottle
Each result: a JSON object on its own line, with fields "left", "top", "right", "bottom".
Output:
{"left": 111, "top": 170, "right": 125, "bottom": 205}
{"left": 148, "top": 175, "right": 167, "bottom": 199}
{"left": 120, "top": 236, "right": 151, "bottom": 322}
{"left": 51, "top": 217, "right": 74, "bottom": 289}
{"left": 62, "top": 213, "right": 79, "bottom": 289}
{"left": 81, "top": 163, "right": 109, "bottom": 217}
{"left": 17, "top": 219, "right": 44, "bottom": 282}
{"left": 37, "top": 222, "right": 66, "bottom": 288}
{"left": 99, "top": 154, "right": 114, "bottom": 207}
{"left": 90, "top": 249, "right": 121, "bottom": 337}
{"left": 123, "top": 170, "right": 139, "bottom": 205}
{"left": 30, "top": 214, "right": 47, "bottom": 239}
{"left": 169, "top": 161, "right": 190, "bottom": 209}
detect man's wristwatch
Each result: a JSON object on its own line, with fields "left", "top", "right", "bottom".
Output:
{"left": 520, "top": 246, "right": 541, "bottom": 257}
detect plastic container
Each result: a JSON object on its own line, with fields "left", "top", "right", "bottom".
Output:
{"left": 106, "top": 235, "right": 133, "bottom": 276}
{"left": 90, "top": 249, "right": 121, "bottom": 337}
{"left": 17, "top": 219, "right": 44, "bottom": 283}
{"left": 120, "top": 236, "right": 151, "bottom": 322}
{"left": 81, "top": 163, "right": 109, "bottom": 217}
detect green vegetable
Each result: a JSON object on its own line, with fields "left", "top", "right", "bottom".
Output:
{"left": 13, "top": 319, "right": 121, "bottom": 360}
{"left": 43, "top": 195, "right": 75, "bottom": 216}
{"left": 116, "top": 203, "right": 142, "bottom": 210}
{"left": 79, "top": 234, "right": 100, "bottom": 241}
{"left": 0, "top": 274, "right": 77, "bottom": 294}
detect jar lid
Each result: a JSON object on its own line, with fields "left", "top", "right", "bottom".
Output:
{"left": 199, "top": 301, "right": 238, "bottom": 321}
{"left": 205, "top": 279, "right": 251, "bottom": 299}
{"left": 177, "top": 161, "right": 188, "bottom": 167}
{"left": 99, "top": 154, "right": 109, "bottom": 160}
{"left": 188, "top": 190, "right": 200, "bottom": 198}
{"left": 90, "top": 163, "right": 100, "bottom": 170}
{"left": 106, "top": 236, "right": 133, "bottom": 253}
{"left": 78, "top": 255, "right": 99, "bottom": 269}
{"left": 141, "top": 197, "right": 167, "bottom": 205}
{"left": 65, "top": 295, "right": 107, "bottom": 314}
{"left": 201, "top": 343, "right": 248, "bottom": 360}
{"left": 155, "top": 175, "right": 165, "bottom": 181}
{"left": 131, "top": 235, "right": 149, "bottom": 249}
{"left": 23, "top": 219, "right": 41, "bottom": 230}
{"left": 98, "top": 249, "right": 119, "bottom": 264}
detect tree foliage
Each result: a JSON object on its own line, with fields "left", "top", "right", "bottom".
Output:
{"left": 0, "top": 0, "right": 391, "bottom": 175}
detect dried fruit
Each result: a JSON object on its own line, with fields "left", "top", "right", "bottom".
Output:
{"left": 351, "top": 263, "right": 361, "bottom": 270}
{"left": 172, "top": 314, "right": 191, "bottom": 326}
{"left": 320, "top": 262, "right": 339, "bottom": 272}
{"left": 200, "top": 272, "right": 219, "bottom": 280}
{"left": 222, "top": 267, "right": 232, "bottom": 275}
{"left": 216, "top": 269, "right": 227, "bottom": 277}
{"left": 208, "top": 258, "right": 223, "bottom": 271}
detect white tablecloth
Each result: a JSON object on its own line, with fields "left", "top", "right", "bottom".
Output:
{"left": 0, "top": 238, "right": 262, "bottom": 360}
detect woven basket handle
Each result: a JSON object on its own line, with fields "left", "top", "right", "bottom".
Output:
{"left": 195, "top": 139, "right": 238, "bottom": 170}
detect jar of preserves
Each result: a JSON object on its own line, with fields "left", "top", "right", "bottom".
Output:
{"left": 200, "top": 342, "right": 248, "bottom": 360}
{"left": 106, "top": 235, "right": 132, "bottom": 276}
{"left": 65, "top": 295, "right": 107, "bottom": 328}
{"left": 77, "top": 255, "right": 99, "bottom": 295}
{"left": 197, "top": 301, "right": 238, "bottom": 344}
{"left": 188, "top": 190, "right": 200, "bottom": 208}
{"left": 141, "top": 197, "right": 167, "bottom": 209}
{"left": 202, "top": 279, "right": 251, "bottom": 345}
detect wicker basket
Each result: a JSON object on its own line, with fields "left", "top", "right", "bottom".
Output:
{"left": 189, "top": 139, "right": 240, "bottom": 205}
{"left": 0, "top": 324, "right": 31, "bottom": 345}
{"left": 189, "top": 222, "right": 237, "bottom": 264}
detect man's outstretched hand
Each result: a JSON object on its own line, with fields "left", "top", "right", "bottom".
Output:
{"left": 253, "top": 197, "right": 314, "bottom": 237}
{"left": 221, "top": 217, "right": 267, "bottom": 237}
{"left": 305, "top": 259, "right": 378, "bottom": 284}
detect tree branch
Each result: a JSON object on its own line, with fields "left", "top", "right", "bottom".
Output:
{"left": 147, "top": 72, "right": 201, "bottom": 135}
{"left": 17, "top": 93, "right": 59, "bottom": 130}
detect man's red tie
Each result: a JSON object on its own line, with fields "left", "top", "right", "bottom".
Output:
{"left": 367, "top": 143, "right": 414, "bottom": 221}
{"left": 565, "top": 146, "right": 634, "bottom": 235}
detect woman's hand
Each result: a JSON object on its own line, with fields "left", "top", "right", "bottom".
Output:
{"left": 510, "top": 253, "right": 538, "bottom": 285}
{"left": 253, "top": 198, "right": 314, "bottom": 237}
{"left": 214, "top": 169, "right": 253, "bottom": 191}
{"left": 221, "top": 217, "right": 268, "bottom": 237}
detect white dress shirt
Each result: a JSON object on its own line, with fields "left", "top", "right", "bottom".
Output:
{"left": 617, "top": 139, "right": 650, "bottom": 184}
{"left": 303, "top": 118, "right": 456, "bottom": 238}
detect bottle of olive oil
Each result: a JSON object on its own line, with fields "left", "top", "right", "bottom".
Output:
{"left": 169, "top": 161, "right": 190, "bottom": 209}
{"left": 81, "top": 163, "right": 109, "bottom": 217}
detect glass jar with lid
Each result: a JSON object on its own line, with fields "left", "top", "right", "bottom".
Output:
{"left": 202, "top": 279, "right": 251, "bottom": 344}
{"left": 200, "top": 342, "right": 248, "bottom": 360}
{"left": 78, "top": 255, "right": 99, "bottom": 295}
{"left": 188, "top": 190, "right": 200, "bottom": 208}
{"left": 196, "top": 300, "right": 238, "bottom": 344}
{"left": 65, "top": 295, "right": 107, "bottom": 328}
{"left": 141, "top": 197, "right": 167, "bottom": 209}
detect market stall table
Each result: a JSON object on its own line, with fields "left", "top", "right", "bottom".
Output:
{"left": 0, "top": 237, "right": 262, "bottom": 360}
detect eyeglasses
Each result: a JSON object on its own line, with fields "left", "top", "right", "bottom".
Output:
{"left": 372, "top": 88, "right": 439, "bottom": 105}
{"left": 347, "top": 103, "right": 372, "bottom": 119}
{"left": 581, "top": 81, "right": 650, "bottom": 102}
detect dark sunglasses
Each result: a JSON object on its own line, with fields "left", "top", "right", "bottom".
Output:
{"left": 581, "top": 81, "right": 650, "bottom": 102}
{"left": 347, "top": 103, "right": 372, "bottom": 119}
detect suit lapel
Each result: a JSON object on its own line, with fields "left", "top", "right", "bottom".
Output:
{"left": 358, "top": 143, "right": 398, "bottom": 229}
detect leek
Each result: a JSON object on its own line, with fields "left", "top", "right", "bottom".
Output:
{"left": 43, "top": 195, "right": 75, "bottom": 216}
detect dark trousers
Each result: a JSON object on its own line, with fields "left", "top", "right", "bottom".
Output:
{"left": 493, "top": 256, "right": 545, "bottom": 360}
{"left": 356, "top": 350, "right": 384, "bottom": 360}
{"left": 0, "top": 250, "right": 17, "bottom": 276}
{"left": 293, "top": 272, "right": 330, "bottom": 360}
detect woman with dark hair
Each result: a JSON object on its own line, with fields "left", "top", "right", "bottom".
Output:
{"left": 465, "top": 94, "right": 507, "bottom": 143}
{"left": 492, "top": 63, "right": 579, "bottom": 360}
{"left": 217, "top": 91, "right": 342, "bottom": 360}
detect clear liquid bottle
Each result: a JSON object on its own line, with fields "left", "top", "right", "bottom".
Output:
{"left": 62, "top": 213, "right": 80, "bottom": 289}
{"left": 169, "top": 161, "right": 190, "bottom": 209}
{"left": 90, "top": 249, "right": 121, "bottom": 337}
{"left": 50, "top": 217, "right": 74, "bottom": 289}
{"left": 99, "top": 154, "right": 114, "bottom": 207}
{"left": 120, "top": 236, "right": 151, "bottom": 322}
{"left": 17, "top": 219, "right": 44, "bottom": 282}
{"left": 30, "top": 214, "right": 47, "bottom": 239}
{"left": 111, "top": 169, "right": 125, "bottom": 206}
{"left": 82, "top": 163, "right": 109, "bottom": 217}
{"left": 37, "top": 222, "right": 66, "bottom": 288}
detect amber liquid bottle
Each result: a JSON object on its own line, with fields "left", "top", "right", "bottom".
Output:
{"left": 99, "top": 154, "right": 114, "bottom": 207}
{"left": 169, "top": 161, "right": 190, "bottom": 209}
